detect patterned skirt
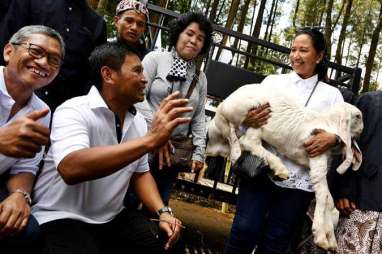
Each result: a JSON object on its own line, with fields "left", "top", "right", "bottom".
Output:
{"left": 336, "top": 209, "right": 382, "bottom": 254}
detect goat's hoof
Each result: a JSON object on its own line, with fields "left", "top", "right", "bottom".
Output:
{"left": 274, "top": 170, "right": 289, "bottom": 180}
{"left": 327, "top": 238, "right": 338, "bottom": 251}
{"left": 314, "top": 235, "right": 329, "bottom": 250}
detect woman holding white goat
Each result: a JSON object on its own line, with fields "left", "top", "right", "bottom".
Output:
{"left": 224, "top": 28, "right": 344, "bottom": 254}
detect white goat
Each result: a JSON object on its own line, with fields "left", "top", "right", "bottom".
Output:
{"left": 206, "top": 84, "right": 363, "bottom": 251}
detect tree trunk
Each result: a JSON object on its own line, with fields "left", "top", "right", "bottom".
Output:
{"left": 292, "top": 0, "right": 300, "bottom": 28}
{"left": 87, "top": 0, "right": 98, "bottom": 9}
{"left": 345, "top": 37, "right": 352, "bottom": 66}
{"left": 216, "top": 0, "right": 241, "bottom": 60}
{"left": 209, "top": 0, "right": 219, "bottom": 22}
{"left": 334, "top": 0, "right": 352, "bottom": 65}
{"left": 96, "top": 0, "right": 108, "bottom": 12}
{"left": 264, "top": 0, "right": 277, "bottom": 41}
{"left": 319, "top": 0, "right": 326, "bottom": 27}
{"left": 232, "top": 0, "right": 252, "bottom": 59}
{"left": 332, "top": 0, "right": 345, "bottom": 31}
{"left": 362, "top": 1, "right": 382, "bottom": 92}
{"left": 204, "top": 0, "right": 212, "bottom": 16}
{"left": 268, "top": 0, "right": 279, "bottom": 42}
{"left": 324, "top": 0, "right": 334, "bottom": 60}
{"left": 216, "top": 0, "right": 227, "bottom": 24}
{"left": 245, "top": 0, "right": 267, "bottom": 68}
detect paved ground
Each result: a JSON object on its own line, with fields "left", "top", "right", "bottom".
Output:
{"left": 170, "top": 199, "right": 234, "bottom": 254}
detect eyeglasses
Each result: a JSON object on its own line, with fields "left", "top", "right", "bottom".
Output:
{"left": 11, "top": 42, "right": 62, "bottom": 68}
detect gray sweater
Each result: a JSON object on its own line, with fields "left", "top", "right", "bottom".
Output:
{"left": 135, "top": 51, "right": 207, "bottom": 162}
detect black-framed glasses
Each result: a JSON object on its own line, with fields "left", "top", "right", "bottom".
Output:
{"left": 11, "top": 42, "right": 62, "bottom": 68}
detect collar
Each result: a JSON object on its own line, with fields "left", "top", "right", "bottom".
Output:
{"left": 290, "top": 72, "right": 319, "bottom": 89}
{"left": 0, "top": 66, "right": 11, "bottom": 99}
{"left": 88, "top": 86, "right": 137, "bottom": 115}
{"left": 0, "top": 66, "right": 40, "bottom": 110}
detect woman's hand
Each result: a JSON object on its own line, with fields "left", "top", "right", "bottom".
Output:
{"left": 191, "top": 160, "right": 204, "bottom": 173}
{"left": 242, "top": 103, "right": 271, "bottom": 128}
{"left": 304, "top": 129, "right": 337, "bottom": 157}
{"left": 336, "top": 198, "right": 356, "bottom": 216}
{"left": 158, "top": 141, "right": 174, "bottom": 170}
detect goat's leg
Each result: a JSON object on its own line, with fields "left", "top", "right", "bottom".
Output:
{"left": 324, "top": 194, "right": 339, "bottom": 250}
{"left": 228, "top": 123, "right": 242, "bottom": 164}
{"left": 309, "top": 156, "right": 338, "bottom": 250}
{"left": 240, "top": 128, "right": 289, "bottom": 180}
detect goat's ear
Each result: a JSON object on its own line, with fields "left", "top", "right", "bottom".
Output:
{"left": 336, "top": 104, "right": 353, "bottom": 174}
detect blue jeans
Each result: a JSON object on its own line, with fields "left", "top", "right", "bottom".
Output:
{"left": 224, "top": 173, "right": 314, "bottom": 254}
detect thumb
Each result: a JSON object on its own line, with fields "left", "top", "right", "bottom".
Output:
{"left": 26, "top": 108, "right": 50, "bottom": 121}
{"left": 311, "top": 128, "right": 324, "bottom": 135}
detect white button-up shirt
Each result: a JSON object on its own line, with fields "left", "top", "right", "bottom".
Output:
{"left": 32, "top": 86, "right": 149, "bottom": 225}
{"left": 260, "top": 72, "right": 344, "bottom": 192}
{"left": 0, "top": 66, "right": 50, "bottom": 176}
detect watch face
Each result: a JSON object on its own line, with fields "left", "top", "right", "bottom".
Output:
{"left": 158, "top": 206, "right": 173, "bottom": 215}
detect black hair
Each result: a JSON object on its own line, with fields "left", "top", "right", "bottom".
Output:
{"left": 296, "top": 27, "right": 328, "bottom": 81}
{"left": 169, "top": 11, "right": 213, "bottom": 57}
{"left": 88, "top": 41, "right": 140, "bottom": 91}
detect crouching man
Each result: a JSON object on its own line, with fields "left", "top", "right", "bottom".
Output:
{"left": 31, "top": 42, "right": 191, "bottom": 254}
{"left": 0, "top": 25, "right": 64, "bottom": 252}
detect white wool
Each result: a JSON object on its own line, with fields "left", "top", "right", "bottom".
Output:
{"left": 206, "top": 84, "right": 364, "bottom": 251}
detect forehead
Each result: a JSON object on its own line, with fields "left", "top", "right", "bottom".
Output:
{"left": 118, "top": 10, "right": 146, "bottom": 22}
{"left": 292, "top": 34, "right": 314, "bottom": 47}
{"left": 121, "top": 53, "right": 141, "bottom": 68}
{"left": 24, "top": 33, "right": 62, "bottom": 55}
{"left": 183, "top": 22, "right": 205, "bottom": 36}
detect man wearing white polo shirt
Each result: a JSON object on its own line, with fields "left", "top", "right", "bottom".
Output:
{"left": 0, "top": 25, "right": 64, "bottom": 253}
{"left": 32, "top": 42, "right": 191, "bottom": 254}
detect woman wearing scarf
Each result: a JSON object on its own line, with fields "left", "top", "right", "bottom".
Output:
{"left": 135, "top": 12, "right": 212, "bottom": 205}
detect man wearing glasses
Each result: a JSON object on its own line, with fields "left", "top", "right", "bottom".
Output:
{"left": 0, "top": 25, "right": 64, "bottom": 253}
{"left": 0, "top": 0, "right": 106, "bottom": 111}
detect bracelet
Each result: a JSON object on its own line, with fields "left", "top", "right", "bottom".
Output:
{"left": 14, "top": 188, "right": 32, "bottom": 205}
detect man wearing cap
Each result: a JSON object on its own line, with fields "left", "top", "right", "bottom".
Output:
{"left": 114, "top": 0, "right": 150, "bottom": 59}
{"left": 0, "top": 25, "right": 64, "bottom": 253}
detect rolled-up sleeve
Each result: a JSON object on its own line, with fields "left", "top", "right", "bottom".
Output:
{"left": 50, "top": 106, "right": 90, "bottom": 170}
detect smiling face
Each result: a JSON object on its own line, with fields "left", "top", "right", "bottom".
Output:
{"left": 175, "top": 22, "right": 205, "bottom": 60}
{"left": 114, "top": 10, "right": 146, "bottom": 45}
{"left": 3, "top": 33, "right": 61, "bottom": 91}
{"left": 289, "top": 34, "right": 324, "bottom": 79}
{"left": 111, "top": 53, "right": 147, "bottom": 105}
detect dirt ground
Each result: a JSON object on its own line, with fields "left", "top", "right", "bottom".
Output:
{"left": 170, "top": 198, "right": 234, "bottom": 253}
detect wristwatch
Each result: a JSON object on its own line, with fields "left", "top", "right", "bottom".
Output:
{"left": 157, "top": 206, "right": 173, "bottom": 216}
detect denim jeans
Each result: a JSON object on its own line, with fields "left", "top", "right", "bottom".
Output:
{"left": 224, "top": 173, "right": 314, "bottom": 254}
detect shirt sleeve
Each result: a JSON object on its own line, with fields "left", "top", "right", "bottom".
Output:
{"left": 50, "top": 106, "right": 91, "bottom": 170}
{"left": 191, "top": 72, "right": 207, "bottom": 162}
{"left": 134, "top": 153, "right": 149, "bottom": 173}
